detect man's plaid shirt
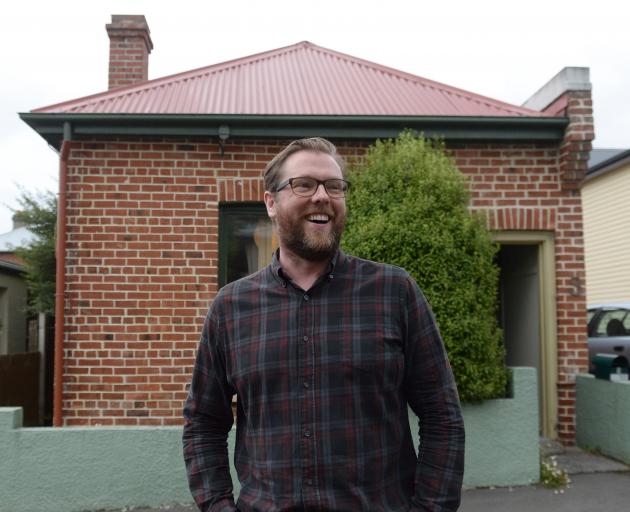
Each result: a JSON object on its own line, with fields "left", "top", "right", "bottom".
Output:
{"left": 183, "top": 250, "right": 464, "bottom": 511}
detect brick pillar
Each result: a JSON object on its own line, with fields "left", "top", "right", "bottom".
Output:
{"left": 556, "top": 86, "right": 593, "bottom": 444}
{"left": 524, "top": 67, "right": 594, "bottom": 443}
{"left": 106, "top": 15, "right": 153, "bottom": 90}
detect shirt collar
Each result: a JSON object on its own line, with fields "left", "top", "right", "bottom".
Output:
{"left": 270, "top": 249, "right": 346, "bottom": 286}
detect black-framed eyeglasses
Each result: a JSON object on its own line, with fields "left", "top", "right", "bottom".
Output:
{"left": 275, "top": 177, "right": 351, "bottom": 198}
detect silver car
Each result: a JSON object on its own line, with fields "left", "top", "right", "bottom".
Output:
{"left": 587, "top": 302, "right": 630, "bottom": 372}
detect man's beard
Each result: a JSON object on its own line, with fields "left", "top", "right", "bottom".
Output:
{"left": 275, "top": 208, "right": 345, "bottom": 262}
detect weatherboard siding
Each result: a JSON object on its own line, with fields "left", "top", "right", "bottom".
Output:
{"left": 582, "top": 162, "right": 630, "bottom": 304}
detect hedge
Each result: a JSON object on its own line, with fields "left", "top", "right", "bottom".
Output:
{"left": 342, "top": 132, "right": 508, "bottom": 402}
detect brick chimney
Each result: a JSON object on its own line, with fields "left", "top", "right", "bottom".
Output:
{"left": 106, "top": 15, "right": 153, "bottom": 90}
{"left": 12, "top": 212, "right": 27, "bottom": 230}
{"left": 523, "top": 67, "right": 594, "bottom": 191}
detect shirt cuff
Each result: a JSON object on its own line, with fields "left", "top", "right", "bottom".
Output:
{"left": 207, "top": 498, "right": 237, "bottom": 512}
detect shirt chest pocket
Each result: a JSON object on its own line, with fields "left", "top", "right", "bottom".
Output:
{"left": 338, "top": 326, "right": 404, "bottom": 391}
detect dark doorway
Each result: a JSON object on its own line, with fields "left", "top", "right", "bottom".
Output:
{"left": 497, "top": 244, "right": 542, "bottom": 429}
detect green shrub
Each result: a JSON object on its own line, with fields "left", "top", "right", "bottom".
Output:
{"left": 14, "top": 189, "right": 57, "bottom": 315}
{"left": 342, "top": 132, "right": 508, "bottom": 402}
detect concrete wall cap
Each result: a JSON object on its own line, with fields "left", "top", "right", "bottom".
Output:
{"left": 523, "top": 67, "right": 591, "bottom": 111}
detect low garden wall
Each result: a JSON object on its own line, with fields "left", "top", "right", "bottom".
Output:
{"left": 459, "top": 366, "right": 539, "bottom": 487}
{"left": 0, "top": 367, "right": 538, "bottom": 512}
{"left": 0, "top": 407, "right": 193, "bottom": 512}
{"left": 576, "top": 373, "right": 630, "bottom": 465}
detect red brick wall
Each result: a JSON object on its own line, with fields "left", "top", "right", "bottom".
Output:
{"left": 454, "top": 141, "right": 588, "bottom": 443}
{"left": 61, "top": 140, "right": 365, "bottom": 425}
{"left": 60, "top": 128, "right": 591, "bottom": 441}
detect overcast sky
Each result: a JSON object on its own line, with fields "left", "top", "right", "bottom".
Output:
{"left": 1, "top": 0, "right": 628, "bottom": 233}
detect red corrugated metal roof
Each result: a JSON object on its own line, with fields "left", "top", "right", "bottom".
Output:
{"left": 33, "top": 41, "right": 544, "bottom": 117}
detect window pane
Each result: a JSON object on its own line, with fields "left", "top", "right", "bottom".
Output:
{"left": 595, "top": 309, "right": 629, "bottom": 336}
{"left": 220, "top": 205, "right": 276, "bottom": 286}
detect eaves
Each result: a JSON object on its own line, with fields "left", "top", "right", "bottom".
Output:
{"left": 19, "top": 113, "right": 568, "bottom": 150}
{"left": 0, "top": 259, "right": 25, "bottom": 273}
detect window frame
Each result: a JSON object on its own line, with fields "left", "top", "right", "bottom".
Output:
{"left": 218, "top": 202, "right": 271, "bottom": 288}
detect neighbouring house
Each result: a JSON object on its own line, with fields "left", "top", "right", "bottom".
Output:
{"left": 0, "top": 214, "right": 52, "bottom": 426}
{"left": 21, "top": 15, "right": 593, "bottom": 443}
{"left": 0, "top": 258, "right": 28, "bottom": 355}
{"left": 583, "top": 148, "right": 630, "bottom": 304}
{"left": 0, "top": 214, "right": 36, "bottom": 355}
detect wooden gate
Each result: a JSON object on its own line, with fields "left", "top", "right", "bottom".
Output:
{"left": 0, "top": 351, "right": 40, "bottom": 426}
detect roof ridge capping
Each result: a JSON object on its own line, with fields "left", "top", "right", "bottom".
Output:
{"left": 523, "top": 67, "right": 591, "bottom": 112}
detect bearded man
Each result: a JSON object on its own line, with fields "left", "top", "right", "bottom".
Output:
{"left": 183, "top": 137, "right": 465, "bottom": 512}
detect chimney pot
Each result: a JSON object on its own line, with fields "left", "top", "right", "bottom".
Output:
{"left": 106, "top": 14, "right": 153, "bottom": 90}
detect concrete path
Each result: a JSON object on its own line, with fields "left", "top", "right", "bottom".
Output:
{"left": 461, "top": 444, "right": 630, "bottom": 512}
{"left": 461, "top": 472, "right": 630, "bottom": 511}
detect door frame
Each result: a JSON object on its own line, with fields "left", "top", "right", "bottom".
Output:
{"left": 493, "top": 231, "right": 558, "bottom": 439}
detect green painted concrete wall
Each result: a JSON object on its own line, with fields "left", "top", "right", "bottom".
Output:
{"left": 576, "top": 374, "right": 630, "bottom": 464}
{"left": 0, "top": 367, "right": 538, "bottom": 512}
{"left": 0, "top": 407, "right": 195, "bottom": 512}
{"left": 460, "top": 366, "right": 539, "bottom": 487}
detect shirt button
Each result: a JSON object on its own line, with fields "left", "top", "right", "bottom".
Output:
{"left": 303, "top": 335, "right": 309, "bottom": 342}
{"left": 303, "top": 294, "right": 309, "bottom": 301}
{"left": 304, "top": 429, "right": 311, "bottom": 438}
{"left": 329, "top": 274, "right": 334, "bottom": 280}
{"left": 303, "top": 382, "right": 309, "bottom": 389}
{"left": 306, "top": 478, "right": 313, "bottom": 486}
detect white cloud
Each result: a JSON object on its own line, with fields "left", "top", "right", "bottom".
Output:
{"left": 0, "top": 129, "right": 58, "bottom": 233}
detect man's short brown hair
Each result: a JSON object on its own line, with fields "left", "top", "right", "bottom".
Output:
{"left": 263, "top": 138, "right": 346, "bottom": 193}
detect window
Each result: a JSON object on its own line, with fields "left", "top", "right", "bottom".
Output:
{"left": 594, "top": 309, "right": 630, "bottom": 337}
{"left": 219, "top": 204, "right": 276, "bottom": 287}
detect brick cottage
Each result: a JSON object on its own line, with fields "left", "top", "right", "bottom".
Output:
{"left": 21, "top": 15, "right": 593, "bottom": 443}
